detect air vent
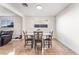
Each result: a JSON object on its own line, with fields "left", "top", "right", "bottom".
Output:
{"left": 22, "top": 3, "right": 28, "bottom": 7}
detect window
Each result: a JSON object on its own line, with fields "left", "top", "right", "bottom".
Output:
{"left": 0, "top": 20, "right": 15, "bottom": 28}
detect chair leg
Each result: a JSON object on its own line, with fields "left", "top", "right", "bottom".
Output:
{"left": 48, "top": 44, "right": 50, "bottom": 48}
{"left": 24, "top": 41, "right": 27, "bottom": 47}
{"left": 50, "top": 40, "right": 52, "bottom": 48}
{"left": 49, "top": 41, "right": 52, "bottom": 48}
{"left": 31, "top": 41, "right": 33, "bottom": 48}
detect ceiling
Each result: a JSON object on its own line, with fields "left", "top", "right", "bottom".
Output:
{"left": 0, "top": 5, "right": 17, "bottom": 16}
{"left": 2, "top": 3, "right": 70, "bottom": 17}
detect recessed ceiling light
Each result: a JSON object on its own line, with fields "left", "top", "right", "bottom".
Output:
{"left": 36, "top": 5, "right": 43, "bottom": 10}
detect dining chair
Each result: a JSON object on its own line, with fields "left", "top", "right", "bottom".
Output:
{"left": 23, "top": 31, "right": 33, "bottom": 48}
{"left": 34, "top": 31, "right": 43, "bottom": 50}
{"left": 44, "top": 31, "right": 53, "bottom": 48}
{"left": 22, "top": 31, "right": 26, "bottom": 46}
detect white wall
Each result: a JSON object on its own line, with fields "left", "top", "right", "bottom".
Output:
{"left": 22, "top": 16, "right": 56, "bottom": 37}
{"left": 56, "top": 4, "right": 79, "bottom": 54}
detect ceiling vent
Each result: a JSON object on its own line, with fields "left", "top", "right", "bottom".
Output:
{"left": 22, "top": 3, "right": 28, "bottom": 7}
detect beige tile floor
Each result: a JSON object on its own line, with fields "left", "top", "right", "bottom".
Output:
{"left": 0, "top": 38, "right": 76, "bottom": 55}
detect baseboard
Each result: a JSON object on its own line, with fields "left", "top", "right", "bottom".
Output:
{"left": 54, "top": 38, "right": 78, "bottom": 55}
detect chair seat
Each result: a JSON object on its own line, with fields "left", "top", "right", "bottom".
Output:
{"left": 35, "top": 39, "right": 42, "bottom": 41}
{"left": 44, "top": 38, "right": 51, "bottom": 40}
{"left": 26, "top": 38, "right": 33, "bottom": 40}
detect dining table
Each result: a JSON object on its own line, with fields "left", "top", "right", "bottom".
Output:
{"left": 26, "top": 32, "right": 51, "bottom": 39}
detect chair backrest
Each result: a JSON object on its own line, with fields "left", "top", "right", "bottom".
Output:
{"left": 22, "top": 31, "right": 27, "bottom": 40}
{"left": 34, "top": 31, "right": 43, "bottom": 40}
{"left": 51, "top": 31, "right": 53, "bottom": 36}
{"left": 23, "top": 31, "right": 25, "bottom": 35}
{"left": 50, "top": 31, "right": 53, "bottom": 39}
{"left": 45, "top": 31, "right": 53, "bottom": 39}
